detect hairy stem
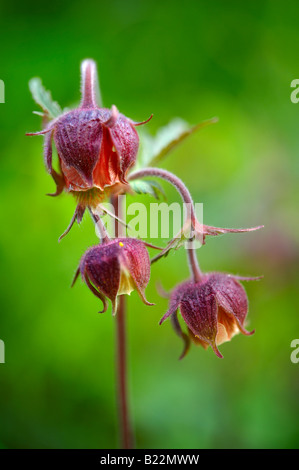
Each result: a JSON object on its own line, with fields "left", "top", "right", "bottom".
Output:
{"left": 129, "top": 167, "right": 203, "bottom": 281}
{"left": 129, "top": 167, "right": 196, "bottom": 225}
{"left": 111, "top": 194, "right": 134, "bottom": 449}
{"left": 80, "top": 59, "right": 100, "bottom": 108}
{"left": 187, "top": 248, "right": 202, "bottom": 282}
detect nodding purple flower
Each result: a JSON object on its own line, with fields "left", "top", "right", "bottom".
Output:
{"left": 160, "top": 273, "right": 256, "bottom": 359}
{"left": 27, "top": 59, "right": 152, "bottom": 198}
{"left": 72, "top": 238, "right": 154, "bottom": 314}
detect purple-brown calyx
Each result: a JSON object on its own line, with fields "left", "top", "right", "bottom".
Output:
{"left": 26, "top": 60, "right": 152, "bottom": 196}
{"left": 159, "top": 272, "right": 260, "bottom": 359}
{"left": 26, "top": 59, "right": 152, "bottom": 239}
{"left": 72, "top": 237, "right": 154, "bottom": 314}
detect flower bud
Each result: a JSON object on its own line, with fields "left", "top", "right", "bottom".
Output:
{"left": 73, "top": 238, "right": 153, "bottom": 314}
{"left": 160, "top": 273, "right": 256, "bottom": 358}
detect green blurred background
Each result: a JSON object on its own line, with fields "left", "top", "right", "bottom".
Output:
{"left": 0, "top": 0, "right": 298, "bottom": 449}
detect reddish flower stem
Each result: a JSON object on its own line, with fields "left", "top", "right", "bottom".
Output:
{"left": 111, "top": 194, "right": 134, "bottom": 449}
{"left": 128, "top": 167, "right": 203, "bottom": 282}
{"left": 80, "top": 59, "right": 99, "bottom": 109}
{"left": 187, "top": 248, "right": 202, "bottom": 283}
{"left": 129, "top": 167, "right": 196, "bottom": 224}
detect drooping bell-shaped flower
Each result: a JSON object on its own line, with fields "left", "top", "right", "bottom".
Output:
{"left": 72, "top": 238, "right": 153, "bottom": 314}
{"left": 160, "top": 272, "right": 258, "bottom": 359}
{"left": 27, "top": 59, "right": 152, "bottom": 194}
{"left": 26, "top": 60, "right": 152, "bottom": 236}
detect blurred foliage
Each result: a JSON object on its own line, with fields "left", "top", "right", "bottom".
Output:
{"left": 0, "top": 0, "right": 299, "bottom": 449}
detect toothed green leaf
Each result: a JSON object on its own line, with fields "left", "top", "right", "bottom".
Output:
{"left": 139, "top": 117, "right": 218, "bottom": 168}
{"left": 29, "top": 77, "right": 62, "bottom": 120}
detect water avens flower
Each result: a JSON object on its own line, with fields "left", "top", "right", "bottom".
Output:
{"left": 26, "top": 59, "right": 152, "bottom": 238}
{"left": 160, "top": 273, "right": 257, "bottom": 359}
{"left": 48, "top": 104, "right": 140, "bottom": 192}
{"left": 73, "top": 238, "right": 153, "bottom": 314}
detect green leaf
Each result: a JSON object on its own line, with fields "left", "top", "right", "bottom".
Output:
{"left": 130, "top": 179, "right": 166, "bottom": 200}
{"left": 29, "top": 77, "right": 62, "bottom": 120}
{"left": 138, "top": 116, "right": 218, "bottom": 168}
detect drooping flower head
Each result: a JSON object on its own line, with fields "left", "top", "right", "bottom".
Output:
{"left": 160, "top": 272, "right": 258, "bottom": 359}
{"left": 73, "top": 238, "right": 153, "bottom": 314}
{"left": 26, "top": 60, "right": 152, "bottom": 236}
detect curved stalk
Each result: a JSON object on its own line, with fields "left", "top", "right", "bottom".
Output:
{"left": 129, "top": 167, "right": 196, "bottom": 226}
{"left": 187, "top": 248, "right": 202, "bottom": 283}
{"left": 128, "top": 167, "right": 203, "bottom": 281}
